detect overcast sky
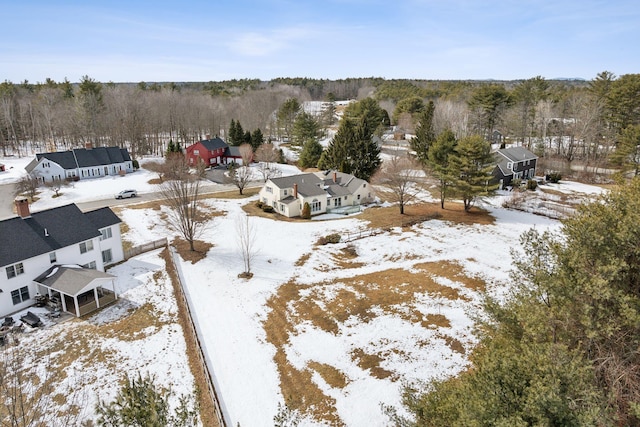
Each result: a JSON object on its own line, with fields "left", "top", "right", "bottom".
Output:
{"left": 1, "top": 0, "right": 638, "bottom": 84}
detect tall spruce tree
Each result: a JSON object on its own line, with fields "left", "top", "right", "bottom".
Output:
{"left": 292, "top": 111, "right": 319, "bottom": 147}
{"left": 251, "top": 128, "right": 265, "bottom": 151}
{"left": 318, "top": 115, "right": 381, "bottom": 181}
{"left": 411, "top": 100, "right": 436, "bottom": 164}
{"left": 298, "top": 138, "right": 324, "bottom": 169}
{"left": 449, "top": 134, "right": 497, "bottom": 211}
{"left": 428, "top": 128, "right": 458, "bottom": 209}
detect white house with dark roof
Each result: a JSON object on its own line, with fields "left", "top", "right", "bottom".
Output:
{"left": 25, "top": 145, "right": 133, "bottom": 182}
{"left": 0, "top": 198, "right": 123, "bottom": 318}
{"left": 492, "top": 146, "right": 538, "bottom": 189}
{"left": 258, "top": 170, "right": 374, "bottom": 217}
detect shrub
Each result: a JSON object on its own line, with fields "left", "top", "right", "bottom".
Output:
{"left": 301, "top": 202, "right": 311, "bottom": 219}
{"left": 262, "top": 205, "right": 274, "bottom": 213}
{"left": 132, "top": 159, "right": 140, "bottom": 169}
{"left": 256, "top": 201, "right": 264, "bottom": 209}
{"left": 317, "top": 233, "right": 341, "bottom": 245}
{"left": 526, "top": 179, "right": 538, "bottom": 191}
{"left": 546, "top": 172, "right": 562, "bottom": 183}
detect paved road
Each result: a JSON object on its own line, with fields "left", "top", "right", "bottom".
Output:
{"left": 0, "top": 180, "right": 264, "bottom": 218}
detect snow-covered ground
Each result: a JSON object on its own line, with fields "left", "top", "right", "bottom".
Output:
{"left": 1, "top": 153, "right": 607, "bottom": 425}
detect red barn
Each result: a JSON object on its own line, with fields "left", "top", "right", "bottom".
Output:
{"left": 185, "top": 137, "right": 229, "bottom": 167}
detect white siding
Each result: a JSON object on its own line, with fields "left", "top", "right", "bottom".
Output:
{"left": 31, "top": 160, "right": 67, "bottom": 183}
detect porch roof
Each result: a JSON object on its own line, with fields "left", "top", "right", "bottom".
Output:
{"left": 34, "top": 265, "right": 115, "bottom": 296}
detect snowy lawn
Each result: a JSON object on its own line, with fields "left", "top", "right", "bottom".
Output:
{"left": 3, "top": 249, "right": 197, "bottom": 425}
{"left": 118, "top": 191, "right": 563, "bottom": 426}
{"left": 2, "top": 153, "right": 607, "bottom": 425}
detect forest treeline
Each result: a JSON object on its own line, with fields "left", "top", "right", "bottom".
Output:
{"left": 1, "top": 73, "right": 639, "bottom": 178}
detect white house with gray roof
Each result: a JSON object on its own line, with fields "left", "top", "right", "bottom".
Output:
{"left": 0, "top": 198, "right": 123, "bottom": 318}
{"left": 258, "top": 170, "right": 374, "bottom": 218}
{"left": 25, "top": 145, "right": 133, "bottom": 183}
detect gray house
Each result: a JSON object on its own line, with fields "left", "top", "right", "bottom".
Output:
{"left": 492, "top": 146, "right": 538, "bottom": 189}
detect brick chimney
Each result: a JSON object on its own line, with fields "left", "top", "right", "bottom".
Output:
{"left": 15, "top": 196, "right": 31, "bottom": 218}
{"left": 293, "top": 183, "right": 298, "bottom": 198}
{"left": 205, "top": 134, "right": 211, "bottom": 140}
{"left": 85, "top": 142, "right": 93, "bottom": 150}
{"left": 333, "top": 171, "right": 337, "bottom": 183}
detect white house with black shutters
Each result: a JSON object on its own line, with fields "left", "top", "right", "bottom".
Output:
{"left": 0, "top": 198, "right": 124, "bottom": 318}
{"left": 25, "top": 145, "right": 133, "bottom": 183}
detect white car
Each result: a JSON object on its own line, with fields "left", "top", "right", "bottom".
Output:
{"left": 115, "top": 189, "right": 137, "bottom": 199}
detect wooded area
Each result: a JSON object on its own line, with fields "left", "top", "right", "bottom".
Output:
{"left": 2, "top": 73, "right": 639, "bottom": 181}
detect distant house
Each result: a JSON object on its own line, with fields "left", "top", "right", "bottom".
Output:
{"left": 185, "top": 137, "right": 248, "bottom": 167}
{"left": 492, "top": 146, "right": 538, "bottom": 189}
{"left": 0, "top": 198, "right": 123, "bottom": 318}
{"left": 25, "top": 145, "right": 133, "bottom": 182}
{"left": 258, "top": 170, "right": 374, "bottom": 218}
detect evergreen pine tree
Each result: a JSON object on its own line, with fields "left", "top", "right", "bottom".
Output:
{"left": 298, "top": 138, "right": 324, "bottom": 169}
{"left": 317, "top": 115, "right": 380, "bottom": 181}
{"left": 166, "top": 139, "right": 176, "bottom": 157}
{"left": 411, "top": 100, "right": 435, "bottom": 164}
{"left": 228, "top": 119, "right": 237, "bottom": 145}
{"left": 428, "top": 129, "right": 458, "bottom": 209}
{"left": 251, "top": 128, "right": 265, "bottom": 151}
{"left": 449, "top": 135, "right": 497, "bottom": 211}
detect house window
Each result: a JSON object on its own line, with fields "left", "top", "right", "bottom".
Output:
{"left": 102, "top": 249, "right": 113, "bottom": 264}
{"left": 80, "top": 240, "right": 94, "bottom": 254}
{"left": 49, "top": 252, "right": 57, "bottom": 264}
{"left": 194, "top": 149, "right": 199, "bottom": 155}
{"left": 280, "top": 203, "right": 285, "bottom": 212}
{"left": 284, "top": 189, "right": 288, "bottom": 196}
{"left": 11, "top": 286, "right": 30, "bottom": 305}
{"left": 5, "top": 262, "right": 24, "bottom": 279}
{"left": 357, "top": 194, "right": 361, "bottom": 200}
{"left": 100, "top": 227, "right": 113, "bottom": 240}
{"left": 266, "top": 186, "right": 273, "bottom": 193}
{"left": 507, "top": 162, "right": 513, "bottom": 170}
{"left": 311, "top": 199, "right": 321, "bottom": 212}
{"left": 334, "top": 198, "right": 342, "bottom": 207}
{"left": 83, "top": 261, "right": 97, "bottom": 269}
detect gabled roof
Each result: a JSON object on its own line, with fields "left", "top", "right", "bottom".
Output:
{"left": 34, "top": 264, "right": 115, "bottom": 296}
{"left": 32, "top": 147, "right": 131, "bottom": 170}
{"left": 493, "top": 146, "right": 537, "bottom": 177}
{"left": 36, "top": 151, "right": 78, "bottom": 169}
{"left": 195, "top": 138, "right": 228, "bottom": 152}
{"left": 84, "top": 207, "right": 122, "bottom": 229}
{"left": 267, "top": 170, "right": 366, "bottom": 200}
{"left": 496, "top": 146, "right": 537, "bottom": 162}
{"left": 224, "top": 146, "right": 242, "bottom": 157}
{"left": 0, "top": 204, "right": 120, "bottom": 268}
{"left": 269, "top": 173, "right": 326, "bottom": 197}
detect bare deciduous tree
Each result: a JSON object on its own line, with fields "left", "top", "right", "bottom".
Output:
{"left": 236, "top": 214, "right": 257, "bottom": 279}
{"left": 227, "top": 162, "right": 252, "bottom": 195}
{"left": 45, "top": 178, "right": 68, "bottom": 198}
{"left": 160, "top": 156, "right": 207, "bottom": 251}
{"left": 239, "top": 143, "right": 254, "bottom": 165}
{"left": 16, "top": 172, "right": 40, "bottom": 201}
{"left": 255, "top": 143, "right": 282, "bottom": 182}
{"left": 0, "top": 341, "right": 87, "bottom": 426}
{"left": 372, "top": 155, "right": 423, "bottom": 214}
